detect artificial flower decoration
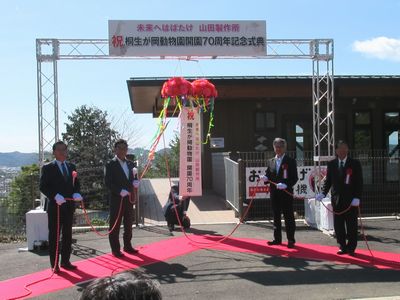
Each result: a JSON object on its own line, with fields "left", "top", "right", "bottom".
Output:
{"left": 191, "top": 79, "right": 217, "bottom": 143}
{"left": 191, "top": 79, "right": 218, "bottom": 101}
{"left": 151, "top": 76, "right": 218, "bottom": 157}
{"left": 161, "top": 77, "right": 193, "bottom": 99}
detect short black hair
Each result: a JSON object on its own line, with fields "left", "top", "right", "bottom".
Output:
{"left": 52, "top": 141, "right": 67, "bottom": 151}
{"left": 114, "top": 139, "right": 128, "bottom": 149}
{"left": 80, "top": 270, "right": 162, "bottom": 300}
{"left": 335, "top": 140, "right": 349, "bottom": 149}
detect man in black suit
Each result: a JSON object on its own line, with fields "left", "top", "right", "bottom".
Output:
{"left": 40, "top": 141, "right": 82, "bottom": 272}
{"left": 316, "top": 140, "right": 363, "bottom": 256}
{"left": 260, "top": 138, "right": 299, "bottom": 248}
{"left": 105, "top": 139, "right": 140, "bottom": 257}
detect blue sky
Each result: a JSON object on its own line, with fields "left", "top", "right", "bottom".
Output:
{"left": 0, "top": 0, "right": 399, "bottom": 153}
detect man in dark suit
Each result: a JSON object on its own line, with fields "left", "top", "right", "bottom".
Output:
{"left": 105, "top": 139, "right": 140, "bottom": 258}
{"left": 316, "top": 140, "right": 363, "bottom": 256}
{"left": 40, "top": 141, "right": 82, "bottom": 272}
{"left": 260, "top": 138, "right": 299, "bottom": 248}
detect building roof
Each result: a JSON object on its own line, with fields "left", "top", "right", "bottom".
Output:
{"left": 127, "top": 75, "right": 400, "bottom": 114}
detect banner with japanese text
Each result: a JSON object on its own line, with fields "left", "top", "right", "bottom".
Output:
{"left": 109, "top": 20, "right": 266, "bottom": 57}
{"left": 245, "top": 166, "right": 327, "bottom": 199}
{"left": 179, "top": 107, "right": 202, "bottom": 196}
{"left": 295, "top": 166, "right": 327, "bottom": 198}
{"left": 245, "top": 167, "right": 270, "bottom": 199}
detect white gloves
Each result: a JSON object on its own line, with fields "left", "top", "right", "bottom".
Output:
{"left": 120, "top": 189, "right": 130, "bottom": 197}
{"left": 259, "top": 175, "right": 269, "bottom": 183}
{"left": 315, "top": 193, "right": 325, "bottom": 202}
{"left": 178, "top": 195, "right": 189, "bottom": 201}
{"left": 276, "top": 183, "right": 287, "bottom": 190}
{"left": 72, "top": 193, "right": 83, "bottom": 201}
{"left": 54, "top": 193, "right": 66, "bottom": 205}
{"left": 351, "top": 198, "right": 360, "bottom": 206}
{"left": 133, "top": 180, "right": 140, "bottom": 189}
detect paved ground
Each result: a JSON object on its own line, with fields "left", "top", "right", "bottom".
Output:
{"left": 1, "top": 218, "right": 399, "bottom": 300}
{"left": 139, "top": 178, "right": 237, "bottom": 226}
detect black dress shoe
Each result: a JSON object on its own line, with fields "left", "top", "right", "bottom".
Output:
{"left": 123, "top": 247, "right": 139, "bottom": 254}
{"left": 112, "top": 251, "right": 125, "bottom": 258}
{"left": 337, "top": 249, "right": 348, "bottom": 255}
{"left": 61, "top": 262, "right": 77, "bottom": 270}
{"left": 287, "top": 241, "right": 295, "bottom": 249}
{"left": 267, "top": 240, "right": 282, "bottom": 246}
{"left": 348, "top": 250, "right": 355, "bottom": 257}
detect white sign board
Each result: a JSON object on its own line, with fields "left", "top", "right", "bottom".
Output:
{"left": 245, "top": 167, "right": 270, "bottom": 199}
{"left": 245, "top": 166, "right": 327, "bottom": 199}
{"left": 179, "top": 107, "right": 202, "bottom": 196}
{"left": 295, "top": 166, "right": 327, "bottom": 198}
{"left": 109, "top": 20, "right": 266, "bottom": 57}
{"left": 210, "top": 137, "right": 224, "bottom": 148}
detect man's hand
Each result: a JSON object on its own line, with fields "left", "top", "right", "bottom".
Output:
{"left": 276, "top": 183, "right": 287, "bottom": 190}
{"left": 120, "top": 189, "right": 130, "bottom": 197}
{"left": 178, "top": 195, "right": 190, "bottom": 202}
{"left": 133, "top": 180, "right": 140, "bottom": 189}
{"left": 315, "top": 193, "right": 325, "bottom": 202}
{"left": 72, "top": 193, "right": 83, "bottom": 201}
{"left": 54, "top": 193, "right": 66, "bottom": 205}
{"left": 351, "top": 198, "right": 360, "bottom": 207}
{"left": 258, "top": 175, "right": 269, "bottom": 183}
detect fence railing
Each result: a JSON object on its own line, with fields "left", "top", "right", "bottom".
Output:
{"left": 224, "top": 157, "right": 240, "bottom": 215}
{"left": 224, "top": 149, "right": 399, "bottom": 219}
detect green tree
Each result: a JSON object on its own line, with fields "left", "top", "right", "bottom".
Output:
{"left": 62, "top": 105, "right": 119, "bottom": 209}
{"left": 145, "top": 134, "right": 180, "bottom": 178}
{"left": 7, "top": 164, "right": 40, "bottom": 215}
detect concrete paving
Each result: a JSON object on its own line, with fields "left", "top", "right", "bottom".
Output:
{"left": 139, "top": 178, "right": 237, "bottom": 226}
{"left": 1, "top": 218, "right": 399, "bottom": 300}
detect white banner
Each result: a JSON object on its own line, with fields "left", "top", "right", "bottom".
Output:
{"left": 109, "top": 20, "right": 266, "bottom": 57}
{"left": 245, "top": 166, "right": 327, "bottom": 199}
{"left": 245, "top": 167, "right": 270, "bottom": 199}
{"left": 179, "top": 107, "right": 202, "bottom": 196}
{"left": 295, "top": 166, "right": 327, "bottom": 198}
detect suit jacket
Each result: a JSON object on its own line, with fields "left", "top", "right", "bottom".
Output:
{"left": 266, "top": 154, "right": 298, "bottom": 198}
{"left": 105, "top": 157, "right": 135, "bottom": 198}
{"left": 322, "top": 157, "right": 363, "bottom": 210}
{"left": 40, "top": 160, "right": 80, "bottom": 205}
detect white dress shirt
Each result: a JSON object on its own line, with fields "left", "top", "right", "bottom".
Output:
{"left": 275, "top": 154, "right": 285, "bottom": 171}
{"left": 116, "top": 156, "right": 129, "bottom": 179}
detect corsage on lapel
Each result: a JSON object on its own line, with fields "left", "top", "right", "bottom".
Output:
{"left": 345, "top": 168, "right": 352, "bottom": 184}
{"left": 282, "top": 163, "right": 288, "bottom": 179}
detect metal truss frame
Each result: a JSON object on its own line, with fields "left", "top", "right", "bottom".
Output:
{"left": 36, "top": 38, "right": 335, "bottom": 180}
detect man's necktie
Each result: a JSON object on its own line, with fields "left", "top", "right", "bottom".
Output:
{"left": 61, "top": 162, "right": 68, "bottom": 181}
{"left": 339, "top": 160, "right": 344, "bottom": 177}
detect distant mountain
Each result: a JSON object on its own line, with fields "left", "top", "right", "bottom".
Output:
{"left": 0, "top": 152, "right": 38, "bottom": 167}
{"left": 156, "top": 148, "right": 171, "bottom": 155}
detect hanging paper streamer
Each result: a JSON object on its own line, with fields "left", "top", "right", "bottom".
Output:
{"left": 191, "top": 79, "right": 217, "bottom": 144}
{"left": 141, "top": 77, "right": 217, "bottom": 181}
{"left": 159, "top": 77, "right": 217, "bottom": 145}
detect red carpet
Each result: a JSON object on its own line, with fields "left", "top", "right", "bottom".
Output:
{"left": 1, "top": 236, "right": 399, "bottom": 299}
